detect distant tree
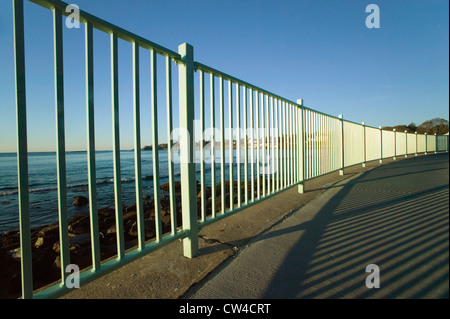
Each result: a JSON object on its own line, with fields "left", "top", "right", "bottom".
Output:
{"left": 383, "top": 118, "right": 448, "bottom": 135}
{"left": 417, "top": 118, "right": 449, "bottom": 134}
{"left": 407, "top": 122, "right": 417, "bottom": 132}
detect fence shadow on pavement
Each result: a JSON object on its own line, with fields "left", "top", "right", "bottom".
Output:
{"left": 261, "top": 154, "right": 449, "bottom": 298}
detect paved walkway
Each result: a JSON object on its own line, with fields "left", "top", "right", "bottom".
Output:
{"left": 187, "top": 153, "right": 449, "bottom": 299}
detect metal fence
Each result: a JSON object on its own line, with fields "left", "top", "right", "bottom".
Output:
{"left": 9, "top": 0, "right": 450, "bottom": 299}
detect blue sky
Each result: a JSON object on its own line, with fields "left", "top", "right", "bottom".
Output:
{"left": 0, "top": 0, "right": 448, "bottom": 152}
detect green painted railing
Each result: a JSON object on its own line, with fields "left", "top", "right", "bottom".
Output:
{"left": 10, "top": 0, "right": 449, "bottom": 299}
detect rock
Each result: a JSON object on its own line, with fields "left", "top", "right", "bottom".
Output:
{"left": 52, "top": 234, "right": 91, "bottom": 253}
{"left": 54, "top": 256, "right": 61, "bottom": 269}
{"left": 69, "top": 233, "right": 91, "bottom": 246}
{"left": 68, "top": 213, "right": 90, "bottom": 234}
{"left": 107, "top": 225, "right": 117, "bottom": 235}
{"left": 160, "top": 180, "right": 200, "bottom": 196}
{"left": 128, "top": 219, "right": 155, "bottom": 239}
{"left": 8, "top": 247, "right": 21, "bottom": 260}
{"left": 73, "top": 196, "right": 89, "bottom": 206}
{"left": 0, "top": 230, "right": 20, "bottom": 248}
{"left": 34, "top": 225, "right": 60, "bottom": 250}
{"left": 35, "top": 237, "right": 44, "bottom": 248}
{"left": 125, "top": 204, "right": 137, "bottom": 214}
{"left": 160, "top": 181, "right": 182, "bottom": 195}
{"left": 197, "top": 186, "right": 212, "bottom": 199}
{"left": 38, "top": 224, "right": 59, "bottom": 238}
{"left": 123, "top": 211, "right": 137, "bottom": 221}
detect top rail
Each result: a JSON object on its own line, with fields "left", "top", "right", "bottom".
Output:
{"left": 195, "top": 62, "right": 349, "bottom": 122}
{"left": 194, "top": 62, "right": 301, "bottom": 107}
{"left": 28, "top": 0, "right": 182, "bottom": 60}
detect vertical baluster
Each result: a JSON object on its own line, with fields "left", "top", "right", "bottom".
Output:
{"left": 308, "top": 110, "right": 312, "bottom": 179}
{"left": 250, "top": 89, "right": 255, "bottom": 202}
{"left": 311, "top": 112, "right": 315, "bottom": 178}
{"left": 287, "top": 103, "right": 291, "bottom": 184}
{"left": 289, "top": 104, "right": 293, "bottom": 185}
{"left": 271, "top": 97, "right": 275, "bottom": 193}
{"left": 293, "top": 104, "right": 297, "bottom": 184}
{"left": 85, "top": 22, "right": 100, "bottom": 267}
{"left": 286, "top": 103, "right": 290, "bottom": 186}
{"left": 282, "top": 101, "right": 287, "bottom": 188}
{"left": 199, "top": 70, "right": 205, "bottom": 221}
{"left": 53, "top": 8, "right": 70, "bottom": 281}
{"left": 13, "top": 0, "right": 33, "bottom": 299}
{"left": 220, "top": 77, "right": 225, "bottom": 214}
{"left": 132, "top": 42, "right": 145, "bottom": 250}
{"left": 210, "top": 74, "right": 216, "bottom": 218}
{"left": 319, "top": 113, "right": 322, "bottom": 175}
{"left": 228, "top": 81, "right": 233, "bottom": 210}
{"left": 318, "top": 113, "right": 321, "bottom": 176}
{"left": 327, "top": 116, "right": 331, "bottom": 173}
{"left": 316, "top": 113, "right": 320, "bottom": 176}
{"left": 315, "top": 112, "right": 319, "bottom": 177}
{"left": 243, "top": 86, "right": 248, "bottom": 205}
{"left": 276, "top": 99, "right": 280, "bottom": 191}
{"left": 166, "top": 56, "right": 177, "bottom": 234}
{"left": 151, "top": 50, "right": 162, "bottom": 241}
{"left": 236, "top": 83, "right": 241, "bottom": 208}
{"left": 256, "top": 92, "right": 260, "bottom": 199}
{"left": 266, "top": 95, "right": 270, "bottom": 194}
{"left": 262, "top": 94, "right": 266, "bottom": 197}
{"left": 111, "top": 33, "right": 124, "bottom": 259}
{"left": 308, "top": 111, "right": 312, "bottom": 178}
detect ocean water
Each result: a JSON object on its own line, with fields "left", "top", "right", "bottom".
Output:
{"left": 0, "top": 149, "right": 276, "bottom": 233}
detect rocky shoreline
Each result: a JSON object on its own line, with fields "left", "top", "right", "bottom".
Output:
{"left": 0, "top": 178, "right": 269, "bottom": 298}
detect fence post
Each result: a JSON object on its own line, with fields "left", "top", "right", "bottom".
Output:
{"left": 415, "top": 132, "right": 418, "bottom": 156}
{"left": 393, "top": 129, "right": 397, "bottom": 160}
{"left": 178, "top": 43, "right": 198, "bottom": 258}
{"left": 362, "top": 122, "right": 366, "bottom": 167}
{"left": 405, "top": 131, "right": 408, "bottom": 157}
{"left": 425, "top": 133, "right": 427, "bottom": 154}
{"left": 379, "top": 126, "right": 383, "bottom": 163}
{"left": 338, "top": 114, "right": 344, "bottom": 175}
{"left": 297, "top": 99, "right": 305, "bottom": 193}
{"left": 434, "top": 133, "right": 437, "bottom": 153}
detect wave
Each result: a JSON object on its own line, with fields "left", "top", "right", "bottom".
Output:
{"left": 0, "top": 174, "right": 178, "bottom": 197}
{"left": 0, "top": 165, "right": 215, "bottom": 197}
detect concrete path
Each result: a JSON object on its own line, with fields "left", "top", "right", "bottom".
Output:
{"left": 187, "top": 153, "right": 449, "bottom": 299}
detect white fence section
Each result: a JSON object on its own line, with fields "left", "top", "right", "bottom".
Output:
{"left": 383, "top": 130, "right": 395, "bottom": 159}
